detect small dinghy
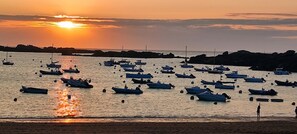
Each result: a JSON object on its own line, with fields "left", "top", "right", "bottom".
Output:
{"left": 120, "top": 63, "right": 136, "bottom": 68}
{"left": 215, "top": 82, "right": 235, "bottom": 89}
{"left": 46, "top": 62, "right": 61, "bottom": 68}
{"left": 162, "top": 65, "right": 174, "bottom": 70}
{"left": 244, "top": 77, "right": 265, "bottom": 83}
{"left": 194, "top": 67, "right": 209, "bottom": 72}
{"left": 123, "top": 67, "right": 144, "bottom": 72}
{"left": 270, "top": 99, "right": 284, "bottom": 102}
{"left": 201, "top": 80, "right": 217, "bottom": 85}
{"left": 185, "top": 86, "right": 212, "bottom": 94}
{"left": 20, "top": 86, "right": 48, "bottom": 94}
{"left": 132, "top": 78, "right": 152, "bottom": 84}
{"left": 274, "top": 68, "right": 290, "bottom": 75}
{"left": 112, "top": 86, "right": 143, "bottom": 94}
{"left": 225, "top": 71, "right": 247, "bottom": 78}
{"left": 40, "top": 69, "right": 63, "bottom": 75}
{"left": 147, "top": 81, "right": 175, "bottom": 89}
{"left": 256, "top": 98, "right": 269, "bottom": 102}
{"left": 161, "top": 69, "right": 175, "bottom": 74}
{"left": 135, "top": 60, "right": 146, "bottom": 65}
{"left": 214, "top": 65, "right": 230, "bottom": 71}
{"left": 207, "top": 69, "right": 224, "bottom": 74}
{"left": 248, "top": 88, "right": 277, "bottom": 96}
{"left": 197, "top": 92, "right": 231, "bottom": 102}
{"left": 104, "top": 59, "right": 116, "bottom": 66}
{"left": 126, "top": 73, "right": 153, "bottom": 79}
{"left": 175, "top": 73, "right": 196, "bottom": 78}
{"left": 63, "top": 67, "right": 80, "bottom": 73}
{"left": 275, "top": 80, "right": 297, "bottom": 86}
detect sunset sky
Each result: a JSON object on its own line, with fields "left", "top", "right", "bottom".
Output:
{"left": 0, "top": 0, "right": 297, "bottom": 52}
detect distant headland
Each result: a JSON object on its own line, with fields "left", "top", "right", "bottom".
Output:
{"left": 0, "top": 44, "right": 176, "bottom": 58}
{"left": 188, "top": 50, "right": 297, "bottom": 72}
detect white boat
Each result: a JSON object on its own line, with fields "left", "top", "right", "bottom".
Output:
{"left": 244, "top": 77, "right": 265, "bottom": 83}
{"left": 126, "top": 73, "right": 153, "bottom": 78}
{"left": 214, "top": 82, "right": 235, "bottom": 89}
{"left": 147, "top": 81, "right": 174, "bottom": 89}
{"left": 175, "top": 73, "right": 196, "bottom": 78}
{"left": 225, "top": 71, "right": 247, "bottom": 78}
{"left": 197, "top": 92, "right": 230, "bottom": 102}
{"left": 185, "top": 86, "right": 212, "bottom": 94}
{"left": 2, "top": 51, "right": 14, "bottom": 65}
{"left": 274, "top": 68, "right": 290, "bottom": 75}
{"left": 180, "top": 46, "right": 194, "bottom": 68}
{"left": 162, "top": 65, "right": 174, "bottom": 70}
{"left": 135, "top": 60, "right": 146, "bottom": 65}
{"left": 112, "top": 86, "right": 143, "bottom": 94}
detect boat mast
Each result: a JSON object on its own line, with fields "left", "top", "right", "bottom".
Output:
{"left": 51, "top": 44, "right": 54, "bottom": 63}
{"left": 121, "top": 45, "right": 124, "bottom": 61}
{"left": 185, "top": 46, "right": 187, "bottom": 64}
{"left": 213, "top": 49, "right": 216, "bottom": 69}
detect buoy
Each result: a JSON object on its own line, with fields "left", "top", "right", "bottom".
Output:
{"left": 123, "top": 80, "right": 126, "bottom": 83}
{"left": 121, "top": 100, "right": 125, "bottom": 103}
{"left": 189, "top": 70, "right": 191, "bottom": 71}
{"left": 156, "top": 68, "right": 158, "bottom": 69}
{"left": 168, "top": 75, "right": 170, "bottom": 77}
{"left": 268, "top": 73, "right": 270, "bottom": 74}
{"left": 138, "top": 85, "right": 141, "bottom": 88}
{"left": 39, "top": 74, "right": 42, "bottom": 77}
{"left": 190, "top": 96, "right": 194, "bottom": 100}
{"left": 271, "top": 83, "right": 274, "bottom": 85}
{"left": 153, "top": 64, "right": 155, "bottom": 66}
{"left": 237, "top": 85, "right": 240, "bottom": 88}
{"left": 239, "top": 90, "right": 242, "bottom": 94}
{"left": 120, "top": 75, "right": 123, "bottom": 77}
{"left": 40, "top": 60, "right": 42, "bottom": 63}
{"left": 119, "top": 69, "right": 121, "bottom": 72}
{"left": 14, "top": 98, "right": 17, "bottom": 102}
{"left": 249, "top": 97, "right": 254, "bottom": 101}
{"left": 180, "top": 90, "right": 184, "bottom": 93}
{"left": 40, "top": 65, "right": 43, "bottom": 67}
{"left": 266, "top": 75, "right": 268, "bottom": 77}
{"left": 35, "top": 72, "right": 37, "bottom": 74}
{"left": 174, "top": 66, "right": 176, "bottom": 68}
{"left": 113, "top": 72, "right": 115, "bottom": 74}
{"left": 54, "top": 80, "right": 57, "bottom": 83}
{"left": 32, "top": 59, "right": 34, "bottom": 61}
{"left": 214, "top": 102, "right": 217, "bottom": 105}
{"left": 204, "top": 85, "right": 207, "bottom": 88}
{"left": 191, "top": 81, "right": 194, "bottom": 84}
{"left": 67, "top": 95, "right": 71, "bottom": 100}
{"left": 234, "top": 79, "right": 237, "bottom": 82}
{"left": 292, "top": 102, "right": 296, "bottom": 105}
{"left": 102, "top": 89, "right": 106, "bottom": 93}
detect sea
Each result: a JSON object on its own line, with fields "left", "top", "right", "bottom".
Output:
{"left": 0, "top": 51, "right": 296, "bottom": 119}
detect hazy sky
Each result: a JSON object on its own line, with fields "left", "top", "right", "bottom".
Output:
{"left": 0, "top": 0, "right": 297, "bottom": 52}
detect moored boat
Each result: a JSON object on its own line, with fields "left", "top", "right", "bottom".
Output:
{"left": 214, "top": 82, "right": 235, "bottom": 89}
{"left": 40, "top": 69, "right": 63, "bottom": 75}
{"left": 63, "top": 67, "right": 80, "bottom": 73}
{"left": 20, "top": 86, "right": 48, "bottom": 94}
{"left": 162, "top": 65, "right": 174, "bottom": 70}
{"left": 275, "top": 80, "right": 297, "bottom": 86}
{"left": 244, "top": 77, "right": 265, "bottom": 83}
{"left": 123, "top": 67, "right": 144, "bottom": 72}
{"left": 2, "top": 51, "right": 14, "bottom": 65}
{"left": 214, "top": 65, "right": 230, "bottom": 71}
{"left": 274, "top": 68, "right": 290, "bottom": 75}
{"left": 112, "top": 87, "right": 143, "bottom": 94}
{"left": 175, "top": 73, "right": 196, "bottom": 78}
{"left": 66, "top": 78, "right": 93, "bottom": 88}
{"left": 248, "top": 88, "right": 277, "bottom": 96}
{"left": 185, "top": 86, "right": 212, "bottom": 94}
{"left": 161, "top": 69, "right": 175, "bottom": 74}
{"left": 196, "top": 92, "right": 230, "bottom": 102}
{"left": 126, "top": 73, "right": 153, "bottom": 79}
{"left": 147, "top": 81, "right": 174, "bottom": 89}
{"left": 225, "top": 71, "right": 247, "bottom": 78}
{"left": 132, "top": 78, "right": 152, "bottom": 84}
{"left": 135, "top": 60, "right": 146, "bottom": 65}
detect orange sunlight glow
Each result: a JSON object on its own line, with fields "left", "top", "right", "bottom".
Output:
{"left": 55, "top": 21, "right": 84, "bottom": 29}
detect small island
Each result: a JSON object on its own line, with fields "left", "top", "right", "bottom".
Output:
{"left": 188, "top": 50, "right": 297, "bottom": 72}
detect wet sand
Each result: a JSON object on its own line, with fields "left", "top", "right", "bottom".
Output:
{"left": 1, "top": 118, "right": 297, "bottom": 134}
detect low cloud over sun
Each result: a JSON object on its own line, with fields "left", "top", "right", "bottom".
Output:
{"left": 55, "top": 21, "right": 84, "bottom": 29}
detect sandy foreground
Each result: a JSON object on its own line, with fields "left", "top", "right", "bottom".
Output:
{"left": 0, "top": 117, "right": 297, "bottom": 134}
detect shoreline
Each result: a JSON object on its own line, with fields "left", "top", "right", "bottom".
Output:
{"left": 0, "top": 116, "right": 296, "bottom": 123}
{"left": 0, "top": 118, "right": 296, "bottom": 134}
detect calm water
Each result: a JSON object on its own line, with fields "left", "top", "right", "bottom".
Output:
{"left": 0, "top": 51, "right": 296, "bottom": 119}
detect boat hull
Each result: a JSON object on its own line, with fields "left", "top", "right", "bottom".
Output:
{"left": 20, "top": 86, "right": 48, "bottom": 94}
{"left": 126, "top": 73, "right": 153, "bottom": 78}
{"left": 112, "top": 87, "right": 143, "bottom": 94}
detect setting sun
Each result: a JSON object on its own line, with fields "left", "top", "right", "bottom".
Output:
{"left": 55, "top": 21, "right": 83, "bottom": 29}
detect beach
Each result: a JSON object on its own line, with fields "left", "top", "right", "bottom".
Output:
{"left": 1, "top": 118, "right": 297, "bottom": 134}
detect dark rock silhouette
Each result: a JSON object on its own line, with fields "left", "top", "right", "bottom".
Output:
{"left": 188, "top": 50, "right": 297, "bottom": 72}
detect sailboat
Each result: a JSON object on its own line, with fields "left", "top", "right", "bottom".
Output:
{"left": 180, "top": 46, "right": 194, "bottom": 68}
{"left": 207, "top": 49, "right": 223, "bottom": 74}
{"left": 46, "top": 45, "right": 61, "bottom": 68}
{"left": 2, "top": 51, "right": 14, "bottom": 65}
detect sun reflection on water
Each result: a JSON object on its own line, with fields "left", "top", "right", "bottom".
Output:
{"left": 56, "top": 89, "right": 81, "bottom": 117}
